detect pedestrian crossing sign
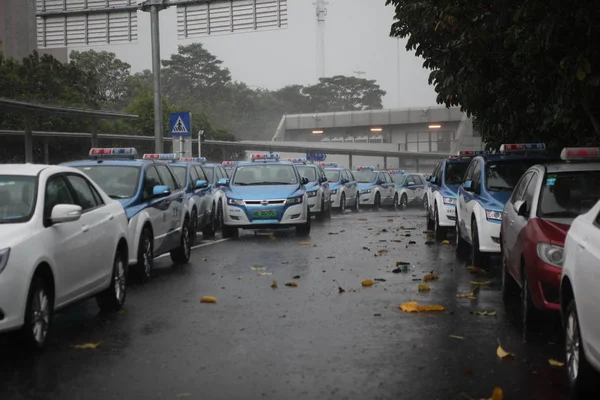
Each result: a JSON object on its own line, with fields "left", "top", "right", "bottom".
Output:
{"left": 169, "top": 112, "right": 191, "bottom": 137}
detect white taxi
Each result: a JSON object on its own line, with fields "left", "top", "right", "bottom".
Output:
{"left": 0, "top": 164, "right": 129, "bottom": 349}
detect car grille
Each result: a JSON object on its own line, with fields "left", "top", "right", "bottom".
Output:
{"left": 244, "top": 199, "right": 286, "bottom": 205}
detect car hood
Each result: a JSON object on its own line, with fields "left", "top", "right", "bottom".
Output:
{"left": 329, "top": 182, "right": 342, "bottom": 190}
{"left": 358, "top": 183, "right": 376, "bottom": 190}
{"left": 305, "top": 182, "right": 319, "bottom": 191}
{"left": 537, "top": 218, "right": 572, "bottom": 245}
{"left": 444, "top": 184, "right": 460, "bottom": 196}
{"left": 0, "top": 223, "right": 35, "bottom": 248}
{"left": 482, "top": 190, "right": 512, "bottom": 210}
{"left": 229, "top": 184, "right": 301, "bottom": 200}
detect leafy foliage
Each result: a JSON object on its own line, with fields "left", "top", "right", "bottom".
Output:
{"left": 386, "top": 0, "right": 600, "bottom": 150}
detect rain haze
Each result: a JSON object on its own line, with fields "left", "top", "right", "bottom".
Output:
{"left": 73, "top": 0, "right": 438, "bottom": 108}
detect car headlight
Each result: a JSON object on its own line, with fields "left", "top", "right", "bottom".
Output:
{"left": 227, "top": 198, "right": 244, "bottom": 206}
{"left": 330, "top": 189, "right": 338, "bottom": 194}
{"left": 443, "top": 197, "right": 456, "bottom": 205}
{"left": 286, "top": 196, "right": 303, "bottom": 205}
{"left": 0, "top": 248, "right": 10, "bottom": 274}
{"left": 485, "top": 210, "right": 503, "bottom": 221}
{"left": 307, "top": 190, "right": 318, "bottom": 198}
{"left": 537, "top": 243, "right": 564, "bottom": 268}
{"left": 360, "top": 189, "right": 372, "bottom": 194}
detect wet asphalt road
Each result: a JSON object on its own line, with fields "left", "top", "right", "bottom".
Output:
{"left": 0, "top": 206, "right": 570, "bottom": 400}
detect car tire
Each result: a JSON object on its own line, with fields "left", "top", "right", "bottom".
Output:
{"left": 296, "top": 208, "right": 311, "bottom": 237}
{"left": 470, "top": 220, "right": 488, "bottom": 268}
{"left": 455, "top": 219, "right": 469, "bottom": 256}
{"left": 97, "top": 249, "right": 127, "bottom": 312}
{"left": 521, "top": 264, "right": 538, "bottom": 340}
{"left": 170, "top": 217, "right": 192, "bottom": 264}
{"left": 316, "top": 198, "right": 326, "bottom": 221}
{"left": 202, "top": 206, "right": 216, "bottom": 239}
{"left": 353, "top": 195, "right": 360, "bottom": 213}
{"left": 426, "top": 197, "right": 435, "bottom": 230}
{"left": 215, "top": 202, "right": 223, "bottom": 232}
{"left": 20, "top": 276, "right": 53, "bottom": 350}
{"left": 393, "top": 193, "right": 399, "bottom": 209}
{"left": 325, "top": 198, "right": 332, "bottom": 218}
{"left": 133, "top": 227, "right": 154, "bottom": 283}
{"left": 434, "top": 204, "right": 447, "bottom": 240}
{"left": 339, "top": 193, "right": 346, "bottom": 213}
{"left": 400, "top": 194, "right": 408, "bottom": 211}
{"left": 190, "top": 208, "right": 198, "bottom": 244}
{"left": 565, "top": 300, "right": 600, "bottom": 397}
{"left": 374, "top": 192, "right": 381, "bottom": 209}
{"left": 501, "top": 250, "right": 519, "bottom": 301}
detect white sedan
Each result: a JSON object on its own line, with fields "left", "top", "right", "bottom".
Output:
{"left": 0, "top": 164, "right": 130, "bottom": 349}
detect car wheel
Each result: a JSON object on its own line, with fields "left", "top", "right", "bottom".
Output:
{"left": 170, "top": 218, "right": 192, "bottom": 264}
{"left": 565, "top": 300, "right": 599, "bottom": 396}
{"left": 426, "top": 197, "right": 435, "bottom": 230}
{"left": 340, "top": 193, "right": 346, "bottom": 213}
{"left": 21, "top": 276, "right": 53, "bottom": 350}
{"left": 434, "top": 204, "right": 447, "bottom": 240}
{"left": 521, "top": 265, "right": 538, "bottom": 340}
{"left": 470, "top": 220, "right": 488, "bottom": 268}
{"left": 215, "top": 202, "right": 223, "bottom": 232}
{"left": 202, "top": 206, "right": 216, "bottom": 239}
{"left": 353, "top": 195, "right": 360, "bottom": 213}
{"left": 190, "top": 208, "right": 198, "bottom": 244}
{"left": 296, "top": 207, "right": 311, "bottom": 237}
{"left": 316, "top": 198, "right": 326, "bottom": 221}
{"left": 220, "top": 209, "right": 238, "bottom": 239}
{"left": 325, "top": 198, "right": 332, "bottom": 218}
{"left": 501, "top": 250, "right": 519, "bottom": 301}
{"left": 400, "top": 194, "right": 408, "bottom": 210}
{"left": 374, "top": 192, "right": 381, "bottom": 209}
{"left": 134, "top": 227, "right": 154, "bottom": 283}
{"left": 393, "top": 194, "right": 399, "bottom": 209}
{"left": 455, "top": 219, "right": 469, "bottom": 256}
{"left": 97, "top": 249, "right": 127, "bottom": 312}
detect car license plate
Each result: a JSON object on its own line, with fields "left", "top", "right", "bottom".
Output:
{"left": 253, "top": 210, "right": 277, "bottom": 218}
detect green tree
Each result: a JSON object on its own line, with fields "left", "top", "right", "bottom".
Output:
{"left": 386, "top": 0, "right": 600, "bottom": 150}
{"left": 304, "top": 75, "right": 386, "bottom": 112}
{"left": 125, "top": 90, "right": 173, "bottom": 136}
{"left": 70, "top": 49, "right": 132, "bottom": 108}
{"left": 195, "top": 112, "right": 245, "bottom": 161}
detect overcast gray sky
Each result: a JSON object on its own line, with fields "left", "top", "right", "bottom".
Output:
{"left": 78, "top": 0, "right": 438, "bottom": 109}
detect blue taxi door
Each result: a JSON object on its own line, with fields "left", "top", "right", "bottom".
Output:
{"left": 155, "top": 165, "right": 185, "bottom": 248}
{"left": 344, "top": 170, "right": 357, "bottom": 202}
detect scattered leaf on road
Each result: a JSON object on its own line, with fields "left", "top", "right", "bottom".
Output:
{"left": 470, "top": 280, "right": 492, "bottom": 286}
{"left": 496, "top": 341, "right": 514, "bottom": 360}
{"left": 391, "top": 239, "right": 403, "bottom": 243}
{"left": 298, "top": 242, "right": 312, "bottom": 246}
{"left": 72, "top": 341, "right": 101, "bottom": 349}
{"left": 200, "top": 296, "right": 217, "bottom": 303}
{"left": 489, "top": 387, "right": 504, "bottom": 400}
{"left": 285, "top": 281, "right": 298, "bottom": 287}
{"left": 387, "top": 218, "right": 394, "bottom": 222}
{"left": 425, "top": 240, "right": 435, "bottom": 245}
{"left": 338, "top": 286, "right": 345, "bottom": 293}
{"left": 358, "top": 218, "right": 368, "bottom": 221}
{"left": 293, "top": 275, "right": 300, "bottom": 279}
{"left": 475, "top": 311, "right": 497, "bottom": 316}
{"left": 399, "top": 302, "right": 445, "bottom": 312}
{"left": 392, "top": 268, "right": 402, "bottom": 273}
{"left": 450, "top": 335, "right": 464, "bottom": 340}
{"left": 456, "top": 292, "right": 477, "bottom": 299}
{"left": 118, "top": 308, "right": 128, "bottom": 315}
{"left": 374, "top": 278, "right": 387, "bottom": 282}
{"left": 202, "top": 258, "right": 208, "bottom": 261}
{"left": 418, "top": 283, "right": 431, "bottom": 292}
{"left": 377, "top": 249, "right": 388, "bottom": 254}
{"left": 250, "top": 265, "right": 265, "bottom": 271}
{"left": 441, "top": 240, "right": 451, "bottom": 245}
{"left": 361, "top": 279, "right": 374, "bottom": 287}
{"left": 271, "top": 280, "right": 278, "bottom": 289}
{"left": 548, "top": 359, "right": 565, "bottom": 367}
{"left": 423, "top": 273, "right": 439, "bottom": 282}
{"left": 467, "top": 266, "right": 487, "bottom": 273}
{"left": 258, "top": 272, "right": 272, "bottom": 276}
{"left": 422, "top": 230, "right": 434, "bottom": 234}
{"left": 396, "top": 261, "right": 410, "bottom": 266}
{"left": 408, "top": 241, "right": 416, "bottom": 244}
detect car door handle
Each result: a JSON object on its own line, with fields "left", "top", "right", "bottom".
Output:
{"left": 82, "top": 225, "right": 89, "bottom": 233}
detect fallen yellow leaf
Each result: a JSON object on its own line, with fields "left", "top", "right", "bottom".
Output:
{"left": 449, "top": 335, "right": 464, "bottom": 340}
{"left": 285, "top": 281, "right": 298, "bottom": 287}
{"left": 422, "top": 230, "right": 434, "bottom": 234}
{"left": 423, "top": 273, "right": 439, "bottom": 282}
{"left": 250, "top": 266, "right": 265, "bottom": 271}
{"left": 470, "top": 280, "right": 492, "bottom": 286}
{"left": 496, "top": 341, "right": 514, "bottom": 360}
{"left": 491, "top": 387, "right": 503, "bottom": 400}
{"left": 475, "top": 311, "right": 497, "bottom": 316}
{"left": 441, "top": 240, "right": 451, "bottom": 245}
{"left": 361, "top": 279, "right": 374, "bottom": 287}
{"left": 200, "top": 296, "right": 217, "bottom": 303}
{"left": 71, "top": 341, "right": 101, "bottom": 349}
{"left": 387, "top": 218, "right": 394, "bottom": 222}
{"left": 418, "top": 283, "right": 431, "bottom": 292}
{"left": 399, "top": 302, "right": 445, "bottom": 313}
{"left": 271, "top": 280, "right": 278, "bottom": 288}
{"left": 391, "top": 239, "right": 403, "bottom": 243}
{"left": 548, "top": 359, "right": 565, "bottom": 367}
{"left": 456, "top": 292, "right": 477, "bottom": 299}
{"left": 298, "top": 242, "right": 312, "bottom": 246}
{"left": 258, "top": 272, "right": 273, "bottom": 276}
{"left": 377, "top": 249, "right": 389, "bottom": 254}
{"left": 358, "top": 218, "right": 368, "bottom": 221}
{"left": 118, "top": 308, "right": 128, "bottom": 315}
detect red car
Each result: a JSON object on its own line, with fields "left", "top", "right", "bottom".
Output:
{"left": 500, "top": 147, "right": 600, "bottom": 335}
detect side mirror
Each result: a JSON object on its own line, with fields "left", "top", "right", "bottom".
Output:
{"left": 152, "top": 185, "right": 171, "bottom": 198}
{"left": 463, "top": 180, "right": 473, "bottom": 191}
{"left": 376, "top": 179, "right": 384, "bottom": 185}
{"left": 195, "top": 179, "right": 208, "bottom": 189}
{"left": 514, "top": 200, "right": 528, "bottom": 217}
{"left": 320, "top": 176, "right": 328, "bottom": 183}
{"left": 217, "top": 178, "right": 229, "bottom": 187}
{"left": 430, "top": 177, "right": 437, "bottom": 184}
{"left": 341, "top": 178, "right": 349, "bottom": 184}
{"left": 301, "top": 177, "right": 310, "bottom": 185}
{"left": 50, "top": 204, "right": 82, "bottom": 224}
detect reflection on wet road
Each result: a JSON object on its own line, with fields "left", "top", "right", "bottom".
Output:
{"left": 0, "top": 207, "right": 569, "bottom": 400}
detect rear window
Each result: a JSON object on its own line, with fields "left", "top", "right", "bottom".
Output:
{"left": 75, "top": 165, "right": 141, "bottom": 199}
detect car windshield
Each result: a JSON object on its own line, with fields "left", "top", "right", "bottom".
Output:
{"left": 203, "top": 167, "right": 214, "bottom": 183}
{"left": 0, "top": 175, "right": 36, "bottom": 224}
{"left": 353, "top": 171, "right": 377, "bottom": 183}
{"left": 392, "top": 175, "right": 407, "bottom": 185}
{"left": 171, "top": 166, "right": 188, "bottom": 187}
{"left": 232, "top": 164, "right": 298, "bottom": 185}
{"left": 486, "top": 159, "right": 551, "bottom": 191}
{"left": 445, "top": 162, "right": 470, "bottom": 185}
{"left": 325, "top": 170, "right": 340, "bottom": 182}
{"left": 223, "top": 167, "right": 233, "bottom": 177}
{"left": 296, "top": 166, "right": 317, "bottom": 182}
{"left": 75, "top": 165, "right": 141, "bottom": 199}
{"left": 538, "top": 171, "right": 600, "bottom": 218}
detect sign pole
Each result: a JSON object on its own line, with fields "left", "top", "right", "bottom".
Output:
{"left": 198, "top": 130, "right": 204, "bottom": 157}
{"left": 150, "top": 4, "right": 164, "bottom": 153}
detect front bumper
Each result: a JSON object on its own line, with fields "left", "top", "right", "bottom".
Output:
{"left": 437, "top": 203, "right": 457, "bottom": 227}
{"left": 477, "top": 219, "right": 501, "bottom": 253}
{"left": 528, "top": 261, "right": 561, "bottom": 311}
{"left": 330, "top": 190, "right": 343, "bottom": 208}
{"left": 224, "top": 203, "right": 307, "bottom": 228}
{"left": 307, "top": 193, "right": 321, "bottom": 213}
{"left": 0, "top": 263, "right": 29, "bottom": 333}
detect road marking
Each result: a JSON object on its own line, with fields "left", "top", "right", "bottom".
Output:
{"left": 155, "top": 238, "right": 230, "bottom": 259}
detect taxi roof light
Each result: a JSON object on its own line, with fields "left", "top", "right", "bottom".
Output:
{"left": 250, "top": 153, "right": 280, "bottom": 161}
{"left": 456, "top": 150, "right": 488, "bottom": 157}
{"left": 142, "top": 153, "right": 178, "bottom": 160}
{"left": 318, "top": 162, "right": 339, "bottom": 167}
{"left": 180, "top": 157, "right": 207, "bottom": 164}
{"left": 355, "top": 165, "right": 375, "bottom": 171}
{"left": 222, "top": 161, "right": 237, "bottom": 166}
{"left": 560, "top": 147, "right": 600, "bottom": 161}
{"left": 89, "top": 147, "right": 137, "bottom": 159}
{"left": 499, "top": 143, "right": 546, "bottom": 153}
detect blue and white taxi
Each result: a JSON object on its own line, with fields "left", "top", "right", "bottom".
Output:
{"left": 199, "top": 161, "right": 229, "bottom": 232}
{"left": 63, "top": 148, "right": 192, "bottom": 282}
{"left": 426, "top": 151, "right": 486, "bottom": 239}
{"left": 323, "top": 166, "right": 360, "bottom": 213}
{"left": 221, "top": 160, "right": 238, "bottom": 177}
{"left": 285, "top": 158, "right": 331, "bottom": 220}
{"left": 161, "top": 155, "right": 215, "bottom": 241}
{"left": 456, "top": 143, "right": 559, "bottom": 266}
{"left": 352, "top": 166, "right": 396, "bottom": 208}
{"left": 219, "top": 153, "right": 311, "bottom": 238}
{"left": 392, "top": 172, "right": 427, "bottom": 210}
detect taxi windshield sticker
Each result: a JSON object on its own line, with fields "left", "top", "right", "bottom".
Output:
{"left": 546, "top": 174, "right": 557, "bottom": 186}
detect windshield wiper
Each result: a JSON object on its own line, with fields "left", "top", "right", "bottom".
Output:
{"left": 249, "top": 181, "right": 293, "bottom": 185}
{"left": 108, "top": 194, "right": 129, "bottom": 199}
{"left": 542, "top": 211, "right": 578, "bottom": 217}
{"left": 488, "top": 186, "right": 512, "bottom": 191}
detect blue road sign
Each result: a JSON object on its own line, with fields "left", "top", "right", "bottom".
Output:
{"left": 169, "top": 112, "right": 191, "bottom": 137}
{"left": 306, "top": 152, "right": 327, "bottom": 162}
